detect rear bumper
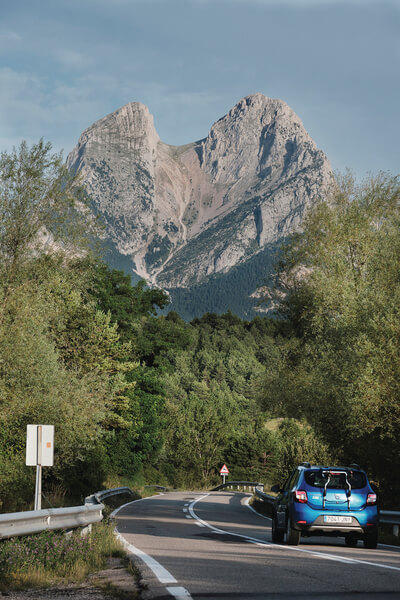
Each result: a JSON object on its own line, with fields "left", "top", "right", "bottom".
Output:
{"left": 302, "top": 524, "right": 364, "bottom": 534}
{"left": 290, "top": 504, "right": 378, "bottom": 531}
{"left": 294, "top": 515, "right": 378, "bottom": 535}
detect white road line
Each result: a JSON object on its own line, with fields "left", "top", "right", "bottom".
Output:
{"left": 112, "top": 497, "right": 180, "bottom": 586}
{"left": 115, "top": 530, "right": 177, "bottom": 584}
{"left": 244, "top": 496, "right": 272, "bottom": 520}
{"left": 110, "top": 495, "right": 158, "bottom": 518}
{"left": 166, "top": 586, "right": 193, "bottom": 599}
{"left": 112, "top": 496, "right": 195, "bottom": 598}
{"left": 189, "top": 494, "right": 400, "bottom": 572}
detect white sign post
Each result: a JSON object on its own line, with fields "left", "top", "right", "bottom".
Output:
{"left": 26, "top": 425, "right": 54, "bottom": 511}
{"left": 219, "top": 463, "right": 230, "bottom": 485}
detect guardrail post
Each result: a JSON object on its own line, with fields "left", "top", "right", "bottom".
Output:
{"left": 81, "top": 524, "right": 92, "bottom": 537}
{"left": 394, "top": 525, "right": 399, "bottom": 537}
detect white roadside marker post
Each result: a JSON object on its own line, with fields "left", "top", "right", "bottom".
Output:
{"left": 26, "top": 424, "right": 54, "bottom": 511}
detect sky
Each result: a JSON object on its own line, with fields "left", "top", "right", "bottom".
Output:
{"left": 0, "top": 0, "right": 399, "bottom": 178}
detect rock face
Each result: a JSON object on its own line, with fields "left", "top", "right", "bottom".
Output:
{"left": 67, "top": 94, "right": 332, "bottom": 317}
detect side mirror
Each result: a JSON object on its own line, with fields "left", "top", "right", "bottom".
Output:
{"left": 271, "top": 484, "right": 281, "bottom": 493}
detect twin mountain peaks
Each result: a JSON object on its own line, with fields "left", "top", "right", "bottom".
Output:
{"left": 67, "top": 93, "right": 332, "bottom": 319}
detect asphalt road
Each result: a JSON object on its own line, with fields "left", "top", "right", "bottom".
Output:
{"left": 113, "top": 491, "right": 400, "bottom": 600}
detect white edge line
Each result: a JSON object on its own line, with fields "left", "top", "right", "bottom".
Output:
{"left": 115, "top": 530, "right": 177, "bottom": 584}
{"left": 110, "top": 494, "right": 160, "bottom": 519}
{"left": 166, "top": 586, "right": 193, "bottom": 599}
{"left": 189, "top": 494, "right": 400, "bottom": 572}
{"left": 111, "top": 496, "right": 178, "bottom": 585}
{"left": 244, "top": 496, "right": 272, "bottom": 520}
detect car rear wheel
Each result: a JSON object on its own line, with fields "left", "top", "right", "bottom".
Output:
{"left": 345, "top": 534, "right": 358, "bottom": 547}
{"left": 272, "top": 514, "right": 284, "bottom": 543}
{"left": 363, "top": 530, "right": 378, "bottom": 549}
{"left": 286, "top": 516, "right": 301, "bottom": 545}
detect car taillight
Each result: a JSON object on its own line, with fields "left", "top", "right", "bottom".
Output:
{"left": 294, "top": 490, "right": 308, "bottom": 503}
{"left": 367, "top": 493, "right": 377, "bottom": 505}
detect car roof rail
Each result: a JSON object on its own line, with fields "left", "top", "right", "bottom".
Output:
{"left": 348, "top": 463, "right": 361, "bottom": 470}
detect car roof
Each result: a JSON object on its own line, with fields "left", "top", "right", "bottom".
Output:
{"left": 298, "top": 465, "right": 365, "bottom": 472}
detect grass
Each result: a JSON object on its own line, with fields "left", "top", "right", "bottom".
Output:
{"left": 0, "top": 519, "right": 125, "bottom": 592}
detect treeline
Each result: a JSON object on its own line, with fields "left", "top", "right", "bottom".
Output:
{"left": 166, "top": 243, "right": 280, "bottom": 320}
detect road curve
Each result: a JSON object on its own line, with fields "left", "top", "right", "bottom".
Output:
{"left": 113, "top": 491, "right": 400, "bottom": 600}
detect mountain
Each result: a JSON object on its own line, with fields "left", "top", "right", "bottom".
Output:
{"left": 67, "top": 93, "right": 332, "bottom": 319}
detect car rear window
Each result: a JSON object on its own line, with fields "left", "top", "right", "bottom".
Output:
{"left": 304, "top": 470, "right": 367, "bottom": 489}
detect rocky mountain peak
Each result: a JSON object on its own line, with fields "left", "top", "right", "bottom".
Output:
{"left": 67, "top": 94, "right": 332, "bottom": 317}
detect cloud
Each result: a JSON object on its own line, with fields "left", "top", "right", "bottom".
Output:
{"left": 54, "top": 50, "right": 94, "bottom": 71}
{"left": 0, "top": 30, "right": 21, "bottom": 42}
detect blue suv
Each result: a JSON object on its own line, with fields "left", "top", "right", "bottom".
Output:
{"left": 271, "top": 463, "right": 378, "bottom": 548}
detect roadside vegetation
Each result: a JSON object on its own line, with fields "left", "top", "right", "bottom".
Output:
{"left": 0, "top": 140, "right": 399, "bottom": 519}
{"left": 0, "top": 520, "right": 123, "bottom": 591}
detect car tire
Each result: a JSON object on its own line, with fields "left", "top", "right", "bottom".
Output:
{"left": 272, "top": 514, "right": 284, "bottom": 543}
{"left": 345, "top": 534, "right": 358, "bottom": 547}
{"left": 363, "top": 530, "right": 378, "bottom": 549}
{"left": 286, "top": 515, "right": 301, "bottom": 545}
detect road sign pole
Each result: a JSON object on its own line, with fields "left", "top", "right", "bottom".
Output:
{"left": 223, "top": 474, "right": 226, "bottom": 485}
{"left": 34, "top": 426, "right": 43, "bottom": 511}
{"left": 34, "top": 464, "right": 42, "bottom": 511}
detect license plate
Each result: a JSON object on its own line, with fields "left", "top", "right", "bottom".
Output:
{"left": 324, "top": 515, "right": 352, "bottom": 524}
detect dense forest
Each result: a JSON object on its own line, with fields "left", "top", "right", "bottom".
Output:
{"left": 0, "top": 141, "right": 399, "bottom": 512}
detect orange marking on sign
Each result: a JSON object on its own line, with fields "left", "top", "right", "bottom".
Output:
{"left": 46, "top": 442, "right": 51, "bottom": 448}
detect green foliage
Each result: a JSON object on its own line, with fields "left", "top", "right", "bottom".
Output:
{"left": 90, "top": 262, "right": 169, "bottom": 338}
{"left": 266, "top": 419, "right": 333, "bottom": 485}
{"left": 141, "top": 311, "right": 287, "bottom": 488}
{"left": 165, "top": 242, "right": 280, "bottom": 320}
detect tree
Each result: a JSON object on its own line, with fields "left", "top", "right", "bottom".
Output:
{"left": 0, "top": 139, "right": 96, "bottom": 324}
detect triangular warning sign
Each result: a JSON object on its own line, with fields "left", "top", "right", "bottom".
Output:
{"left": 219, "top": 463, "right": 229, "bottom": 475}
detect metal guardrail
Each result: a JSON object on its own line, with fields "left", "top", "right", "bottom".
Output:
{"left": 379, "top": 510, "right": 400, "bottom": 524}
{"left": 0, "top": 504, "right": 104, "bottom": 540}
{"left": 211, "top": 481, "right": 264, "bottom": 492}
{"left": 0, "top": 486, "right": 136, "bottom": 540}
{"left": 254, "top": 486, "right": 276, "bottom": 504}
{"left": 85, "top": 486, "right": 136, "bottom": 504}
{"left": 144, "top": 485, "right": 168, "bottom": 492}
{"left": 380, "top": 510, "right": 400, "bottom": 535}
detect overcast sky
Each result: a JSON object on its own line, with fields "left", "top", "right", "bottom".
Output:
{"left": 1, "top": 0, "right": 399, "bottom": 178}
